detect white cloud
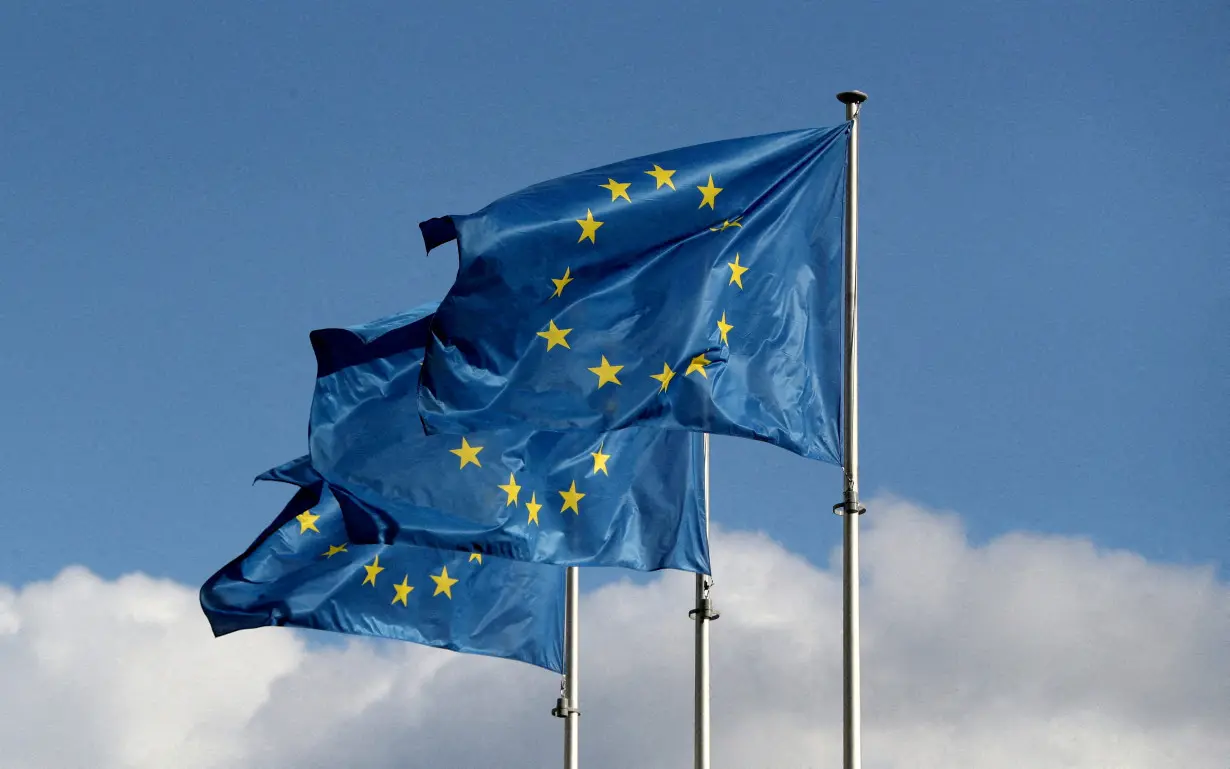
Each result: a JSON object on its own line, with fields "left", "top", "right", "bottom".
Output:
{"left": 0, "top": 498, "right": 1226, "bottom": 769}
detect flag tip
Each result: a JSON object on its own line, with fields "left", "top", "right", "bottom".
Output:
{"left": 419, "top": 217, "right": 458, "bottom": 255}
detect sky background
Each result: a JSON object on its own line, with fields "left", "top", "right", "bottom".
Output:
{"left": 2, "top": 1, "right": 1225, "bottom": 585}
{"left": 0, "top": 3, "right": 1227, "bottom": 766}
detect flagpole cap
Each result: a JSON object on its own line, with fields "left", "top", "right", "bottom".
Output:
{"left": 836, "top": 90, "right": 869, "bottom": 105}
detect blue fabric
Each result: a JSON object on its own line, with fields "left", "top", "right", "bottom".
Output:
{"left": 308, "top": 304, "right": 709, "bottom": 574}
{"left": 416, "top": 124, "right": 850, "bottom": 464}
{"left": 200, "top": 461, "right": 565, "bottom": 673}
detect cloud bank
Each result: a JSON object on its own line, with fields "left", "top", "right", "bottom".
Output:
{"left": 1, "top": 497, "right": 1226, "bottom": 769}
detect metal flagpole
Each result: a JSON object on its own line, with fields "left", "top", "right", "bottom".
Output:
{"left": 833, "top": 89, "right": 868, "bottom": 769}
{"left": 553, "top": 566, "right": 580, "bottom": 768}
{"left": 690, "top": 433, "right": 718, "bottom": 769}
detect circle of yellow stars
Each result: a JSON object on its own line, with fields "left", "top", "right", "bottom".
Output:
{"left": 536, "top": 160, "right": 743, "bottom": 396}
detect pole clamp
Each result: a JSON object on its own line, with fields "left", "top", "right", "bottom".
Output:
{"left": 551, "top": 697, "right": 579, "bottom": 718}
{"left": 832, "top": 499, "right": 867, "bottom": 517}
{"left": 688, "top": 596, "right": 721, "bottom": 621}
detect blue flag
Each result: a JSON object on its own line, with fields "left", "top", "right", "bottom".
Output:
{"left": 309, "top": 304, "right": 709, "bottom": 574}
{"left": 200, "top": 458, "right": 566, "bottom": 673}
{"left": 415, "top": 124, "right": 850, "bottom": 464}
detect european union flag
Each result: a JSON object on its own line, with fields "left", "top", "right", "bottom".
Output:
{"left": 309, "top": 303, "right": 709, "bottom": 573}
{"left": 200, "top": 457, "right": 565, "bottom": 673}
{"left": 416, "top": 124, "right": 850, "bottom": 464}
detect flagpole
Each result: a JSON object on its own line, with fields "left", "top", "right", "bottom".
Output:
{"left": 553, "top": 566, "right": 580, "bottom": 768}
{"left": 834, "top": 89, "right": 868, "bottom": 769}
{"left": 691, "top": 433, "right": 717, "bottom": 769}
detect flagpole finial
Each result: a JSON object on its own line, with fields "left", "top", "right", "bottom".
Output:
{"left": 837, "top": 91, "right": 868, "bottom": 105}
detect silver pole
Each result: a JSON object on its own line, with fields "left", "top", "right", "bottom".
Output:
{"left": 553, "top": 566, "right": 580, "bottom": 768}
{"left": 834, "top": 89, "right": 868, "bottom": 769}
{"left": 692, "top": 433, "right": 715, "bottom": 769}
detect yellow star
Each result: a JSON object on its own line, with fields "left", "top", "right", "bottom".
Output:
{"left": 727, "top": 253, "right": 748, "bottom": 289}
{"left": 431, "top": 566, "right": 460, "bottom": 598}
{"left": 709, "top": 217, "right": 743, "bottom": 232}
{"left": 650, "top": 362, "right": 676, "bottom": 392}
{"left": 322, "top": 543, "right": 348, "bottom": 558}
{"left": 469, "top": 553, "right": 483, "bottom": 565}
{"left": 600, "top": 178, "right": 632, "bottom": 202}
{"left": 295, "top": 509, "right": 321, "bottom": 534}
{"left": 391, "top": 575, "right": 414, "bottom": 606}
{"left": 559, "top": 481, "right": 586, "bottom": 515}
{"left": 362, "top": 555, "right": 385, "bottom": 586}
{"left": 590, "top": 443, "right": 611, "bottom": 476}
{"left": 537, "top": 320, "right": 572, "bottom": 351}
{"left": 551, "top": 267, "right": 573, "bottom": 298}
{"left": 697, "top": 175, "right": 723, "bottom": 209}
{"left": 526, "top": 493, "right": 542, "bottom": 525}
{"left": 686, "top": 354, "right": 712, "bottom": 378}
{"left": 716, "top": 312, "right": 734, "bottom": 345}
{"left": 576, "top": 209, "right": 604, "bottom": 244}
{"left": 588, "top": 355, "right": 623, "bottom": 388}
{"left": 645, "top": 164, "right": 676, "bottom": 190}
{"left": 497, "top": 473, "right": 521, "bottom": 505}
{"left": 449, "top": 437, "right": 484, "bottom": 469}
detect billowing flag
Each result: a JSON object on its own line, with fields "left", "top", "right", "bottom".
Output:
{"left": 308, "top": 304, "right": 709, "bottom": 574}
{"left": 200, "top": 460, "right": 565, "bottom": 672}
{"left": 416, "top": 124, "right": 849, "bottom": 464}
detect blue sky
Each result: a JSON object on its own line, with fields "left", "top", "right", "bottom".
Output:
{"left": 1, "top": 0, "right": 1225, "bottom": 591}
